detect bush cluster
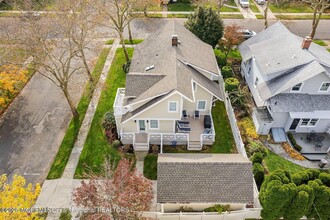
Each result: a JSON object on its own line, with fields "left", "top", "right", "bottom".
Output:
{"left": 281, "top": 143, "right": 305, "bottom": 160}
{"left": 287, "top": 132, "right": 302, "bottom": 151}
{"left": 253, "top": 163, "right": 265, "bottom": 190}
{"left": 221, "top": 66, "right": 233, "bottom": 78}
{"left": 238, "top": 117, "right": 259, "bottom": 139}
{"left": 225, "top": 77, "right": 239, "bottom": 92}
{"left": 247, "top": 140, "right": 268, "bottom": 157}
{"left": 203, "top": 204, "right": 230, "bottom": 213}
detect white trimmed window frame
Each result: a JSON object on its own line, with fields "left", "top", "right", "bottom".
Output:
{"left": 318, "top": 82, "right": 330, "bottom": 92}
{"left": 149, "top": 120, "right": 159, "bottom": 130}
{"left": 309, "top": 118, "right": 319, "bottom": 127}
{"left": 196, "top": 100, "right": 207, "bottom": 111}
{"left": 168, "top": 101, "right": 178, "bottom": 113}
{"left": 291, "top": 82, "right": 304, "bottom": 92}
{"left": 300, "top": 118, "right": 310, "bottom": 126}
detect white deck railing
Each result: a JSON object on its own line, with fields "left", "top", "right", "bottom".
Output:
{"left": 113, "top": 88, "right": 129, "bottom": 116}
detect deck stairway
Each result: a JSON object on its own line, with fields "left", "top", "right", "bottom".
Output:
{"left": 188, "top": 141, "right": 202, "bottom": 151}
{"left": 134, "top": 133, "right": 149, "bottom": 151}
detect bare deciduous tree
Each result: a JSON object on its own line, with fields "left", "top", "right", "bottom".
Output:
{"left": 303, "top": 0, "right": 330, "bottom": 38}
{"left": 16, "top": 17, "right": 81, "bottom": 117}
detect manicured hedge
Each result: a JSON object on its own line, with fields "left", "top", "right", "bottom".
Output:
{"left": 253, "top": 162, "right": 265, "bottom": 189}
{"left": 225, "top": 77, "right": 239, "bottom": 92}
{"left": 287, "top": 132, "right": 302, "bottom": 152}
{"left": 221, "top": 65, "right": 233, "bottom": 78}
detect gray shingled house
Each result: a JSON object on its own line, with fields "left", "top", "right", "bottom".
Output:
{"left": 157, "top": 153, "right": 254, "bottom": 212}
{"left": 239, "top": 22, "right": 330, "bottom": 143}
{"left": 113, "top": 20, "right": 224, "bottom": 151}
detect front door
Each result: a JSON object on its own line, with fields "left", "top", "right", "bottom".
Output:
{"left": 138, "top": 120, "right": 146, "bottom": 133}
{"left": 289, "top": 118, "right": 300, "bottom": 130}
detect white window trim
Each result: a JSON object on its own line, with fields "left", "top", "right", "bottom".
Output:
{"left": 291, "top": 82, "right": 304, "bottom": 92}
{"left": 149, "top": 120, "right": 159, "bottom": 130}
{"left": 300, "top": 118, "right": 310, "bottom": 127}
{"left": 196, "top": 100, "right": 207, "bottom": 111}
{"left": 318, "top": 81, "right": 330, "bottom": 92}
{"left": 308, "top": 118, "right": 319, "bottom": 127}
{"left": 168, "top": 101, "right": 178, "bottom": 113}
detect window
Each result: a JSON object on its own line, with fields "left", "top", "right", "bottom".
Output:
{"left": 309, "top": 119, "right": 318, "bottom": 126}
{"left": 319, "top": 82, "right": 330, "bottom": 92}
{"left": 254, "top": 77, "right": 259, "bottom": 86}
{"left": 149, "top": 120, "right": 159, "bottom": 129}
{"left": 291, "top": 83, "right": 303, "bottom": 92}
{"left": 193, "top": 82, "right": 196, "bottom": 92}
{"left": 197, "top": 100, "right": 207, "bottom": 111}
{"left": 301, "top": 118, "right": 310, "bottom": 126}
{"left": 168, "top": 101, "right": 177, "bottom": 112}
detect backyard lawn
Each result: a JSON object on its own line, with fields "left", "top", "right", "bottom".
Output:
{"left": 164, "top": 101, "right": 236, "bottom": 153}
{"left": 143, "top": 154, "right": 158, "bottom": 180}
{"left": 168, "top": 2, "right": 195, "bottom": 11}
{"left": 74, "top": 48, "right": 134, "bottom": 178}
{"left": 47, "top": 48, "right": 111, "bottom": 179}
{"left": 263, "top": 150, "right": 307, "bottom": 174}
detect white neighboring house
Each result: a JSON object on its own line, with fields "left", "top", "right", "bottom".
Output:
{"left": 238, "top": 22, "right": 330, "bottom": 136}
{"left": 113, "top": 21, "right": 224, "bottom": 151}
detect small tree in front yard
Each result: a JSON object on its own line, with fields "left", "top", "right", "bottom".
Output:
{"left": 73, "top": 159, "right": 153, "bottom": 219}
{"left": 102, "top": 111, "right": 117, "bottom": 143}
{"left": 184, "top": 6, "right": 224, "bottom": 48}
{"left": 218, "top": 24, "right": 244, "bottom": 60}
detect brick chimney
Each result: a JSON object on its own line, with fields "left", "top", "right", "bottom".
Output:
{"left": 172, "top": 35, "right": 178, "bottom": 47}
{"left": 301, "top": 36, "right": 312, "bottom": 50}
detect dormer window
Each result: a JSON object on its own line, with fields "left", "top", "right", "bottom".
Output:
{"left": 291, "top": 83, "right": 303, "bottom": 92}
{"left": 319, "top": 82, "right": 330, "bottom": 92}
{"left": 254, "top": 77, "right": 259, "bottom": 86}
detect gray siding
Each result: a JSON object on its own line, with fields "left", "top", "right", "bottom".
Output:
{"left": 271, "top": 112, "right": 289, "bottom": 127}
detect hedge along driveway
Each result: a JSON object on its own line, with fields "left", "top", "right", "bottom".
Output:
{"left": 74, "top": 48, "right": 134, "bottom": 178}
{"left": 46, "top": 48, "right": 111, "bottom": 179}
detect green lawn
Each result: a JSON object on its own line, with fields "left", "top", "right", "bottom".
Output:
{"left": 255, "top": 14, "right": 264, "bottom": 19}
{"left": 167, "top": 14, "right": 190, "bottom": 18}
{"left": 168, "top": 3, "right": 195, "bottom": 11}
{"left": 164, "top": 101, "right": 236, "bottom": 153}
{"left": 74, "top": 48, "right": 134, "bottom": 178}
{"left": 220, "top": 6, "right": 240, "bottom": 12}
{"left": 220, "top": 14, "right": 244, "bottom": 19}
{"left": 276, "top": 14, "right": 330, "bottom": 20}
{"left": 249, "top": 0, "right": 260, "bottom": 13}
{"left": 226, "top": 0, "right": 238, "bottom": 7}
{"left": 105, "top": 39, "right": 114, "bottom": 45}
{"left": 269, "top": 2, "right": 314, "bottom": 13}
{"left": 47, "top": 48, "right": 110, "bottom": 179}
{"left": 143, "top": 154, "right": 158, "bottom": 180}
{"left": 313, "top": 39, "right": 328, "bottom": 46}
{"left": 120, "top": 39, "right": 144, "bottom": 45}
{"left": 328, "top": 49, "right": 330, "bottom": 52}
{"left": 263, "top": 150, "right": 307, "bottom": 175}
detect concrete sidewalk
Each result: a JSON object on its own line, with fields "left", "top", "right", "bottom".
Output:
{"left": 35, "top": 40, "right": 120, "bottom": 220}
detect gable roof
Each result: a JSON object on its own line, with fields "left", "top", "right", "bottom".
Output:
{"left": 157, "top": 154, "right": 254, "bottom": 204}
{"left": 239, "top": 21, "right": 330, "bottom": 101}
{"left": 257, "top": 61, "right": 326, "bottom": 100}
{"left": 125, "top": 20, "right": 223, "bottom": 106}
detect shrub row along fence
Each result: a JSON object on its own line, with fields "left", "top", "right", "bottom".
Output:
{"left": 142, "top": 208, "right": 262, "bottom": 220}
{"left": 221, "top": 82, "right": 261, "bottom": 208}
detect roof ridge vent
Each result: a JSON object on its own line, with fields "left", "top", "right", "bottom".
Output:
{"left": 145, "top": 65, "right": 155, "bottom": 72}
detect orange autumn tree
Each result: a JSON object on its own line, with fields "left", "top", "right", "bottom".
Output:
{"left": 0, "top": 174, "right": 41, "bottom": 220}
{"left": 219, "top": 24, "right": 244, "bottom": 60}
{"left": 0, "top": 65, "right": 29, "bottom": 113}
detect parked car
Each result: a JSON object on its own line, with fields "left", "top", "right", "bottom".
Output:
{"left": 238, "top": 29, "right": 257, "bottom": 39}
{"left": 255, "top": 0, "right": 265, "bottom": 4}
{"left": 239, "top": 0, "right": 249, "bottom": 8}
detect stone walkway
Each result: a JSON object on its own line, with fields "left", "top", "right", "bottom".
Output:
{"left": 35, "top": 39, "right": 120, "bottom": 220}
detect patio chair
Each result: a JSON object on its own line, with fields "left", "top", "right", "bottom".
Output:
{"left": 307, "top": 130, "right": 316, "bottom": 142}
{"left": 182, "top": 110, "right": 188, "bottom": 119}
{"left": 194, "top": 110, "right": 200, "bottom": 119}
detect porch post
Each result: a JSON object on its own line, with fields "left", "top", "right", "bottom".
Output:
{"left": 161, "top": 134, "right": 163, "bottom": 154}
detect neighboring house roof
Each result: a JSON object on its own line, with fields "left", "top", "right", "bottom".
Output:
{"left": 269, "top": 93, "right": 330, "bottom": 112}
{"left": 238, "top": 21, "right": 330, "bottom": 101}
{"left": 121, "top": 20, "right": 223, "bottom": 121}
{"left": 257, "top": 61, "right": 326, "bottom": 100}
{"left": 157, "top": 153, "right": 254, "bottom": 204}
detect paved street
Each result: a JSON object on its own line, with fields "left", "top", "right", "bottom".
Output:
{"left": 0, "top": 42, "right": 101, "bottom": 184}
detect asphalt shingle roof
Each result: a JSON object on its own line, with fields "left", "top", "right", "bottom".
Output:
{"left": 269, "top": 93, "right": 330, "bottom": 112}
{"left": 122, "top": 20, "right": 223, "bottom": 120}
{"left": 157, "top": 154, "right": 254, "bottom": 204}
